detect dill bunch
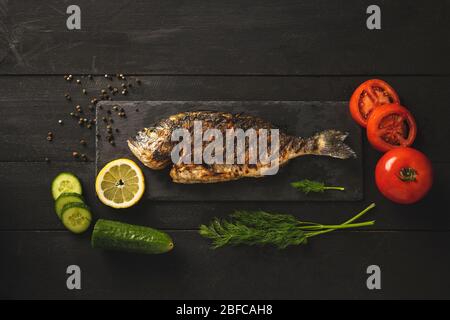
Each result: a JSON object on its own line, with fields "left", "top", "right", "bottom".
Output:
{"left": 199, "top": 203, "right": 376, "bottom": 249}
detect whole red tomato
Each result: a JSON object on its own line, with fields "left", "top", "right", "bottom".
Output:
{"left": 375, "top": 147, "right": 433, "bottom": 204}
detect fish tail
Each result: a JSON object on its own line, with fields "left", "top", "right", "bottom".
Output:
{"left": 302, "top": 130, "right": 356, "bottom": 159}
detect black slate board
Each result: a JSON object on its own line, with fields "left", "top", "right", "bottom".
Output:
{"left": 96, "top": 101, "right": 362, "bottom": 201}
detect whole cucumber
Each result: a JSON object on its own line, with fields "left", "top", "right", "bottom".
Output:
{"left": 92, "top": 219, "right": 174, "bottom": 254}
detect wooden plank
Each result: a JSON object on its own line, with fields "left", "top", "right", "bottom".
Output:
{"left": 0, "top": 1, "right": 449, "bottom": 74}
{"left": 96, "top": 101, "right": 363, "bottom": 201}
{"left": 1, "top": 230, "right": 450, "bottom": 299}
{"left": 0, "top": 162, "right": 448, "bottom": 231}
{"left": 0, "top": 75, "right": 449, "bottom": 162}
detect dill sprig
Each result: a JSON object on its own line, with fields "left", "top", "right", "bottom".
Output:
{"left": 199, "top": 203, "right": 376, "bottom": 249}
{"left": 290, "top": 179, "right": 345, "bottom": 194}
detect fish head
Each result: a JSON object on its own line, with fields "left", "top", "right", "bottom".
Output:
{"left": 127, "top": 126, "right": 172, "bottom": 170}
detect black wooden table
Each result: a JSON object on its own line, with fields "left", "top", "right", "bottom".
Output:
{"left": 1, "top": 0, "right": 449, "bottom": 299}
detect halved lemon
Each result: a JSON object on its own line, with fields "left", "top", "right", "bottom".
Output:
{"left": 95, "top": 158, "right": 145, "bottom": 209}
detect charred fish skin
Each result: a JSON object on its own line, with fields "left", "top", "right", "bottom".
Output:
{"left": 128, "top": 111, "right": 356, "bottom": 183}
{"left": 128, "top": 111, "right": 275, "bottom": 170}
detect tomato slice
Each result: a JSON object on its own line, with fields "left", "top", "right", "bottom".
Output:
{"left": 349, "top": 79, "right": 400, "bottom": 127}
{"left": 367, "top": 104, "right": 417, "bottom": 152}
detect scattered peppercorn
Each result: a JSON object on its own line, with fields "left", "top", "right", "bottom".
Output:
{"left": 115, "top": 128, "right": 119, "bottom": 133}
{"left": 58, "top": 120, "right": 63, "bottom": 125}
{"left": 113, "top": 106, "right": 119, "bottom": 111}
{"left": 82, "top": 89, "right": 87, "bottom": 95}
{"left": 121, "top": 89, "right": 128, "bottom": 95}
{"left": 88, "top": 75, "right": 93, "bottom": 80}
{"left": 81, "top": 154, "right": 88, "bottom": 161}
{"left": 72, "top": 152, "right": 79, "bottom": 158}
{"left": 45, "top": 157, "right": 50, "bottom": 163}
{"left": 86, "top": 124, "right": 92, "bottom": 129}
{"left": 46, "top": 136, "right": 53, "bottom": 141}
{"left": 76, "top": 79, "right": 81, "bottom": 84}
{"left": 64, "top": 93, "right": 71, "bottom": 100}
{"left": 80, "top": 139, "right": 86, "bottom": 146}
{"left": 136, "top": 78, "right": 141, "bottom": 84}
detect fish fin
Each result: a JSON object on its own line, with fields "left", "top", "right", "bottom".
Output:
{"left": 309, "top": 130, "right": 357, "bottom": 159}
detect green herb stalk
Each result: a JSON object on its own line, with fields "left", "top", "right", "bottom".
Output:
{"left": 199, "top": 203, "right": 376, "bottom": 249}
{"left": 290, "top": 179, "right": 345, "bottom": 194}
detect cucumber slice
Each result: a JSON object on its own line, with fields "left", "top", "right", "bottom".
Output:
{"left": 51, "top": 172, "right": 82, "bottom": 200}
{"left": 92, "top": 219, "right": 174, "bottom": 254}
{"left": 61, "top": 203, "right": 92, "bottom": 234}
{"left": 54, "top": 193, "right": 85, "bottom": 219}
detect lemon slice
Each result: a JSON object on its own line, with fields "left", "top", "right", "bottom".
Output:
{"left": 95, "top": 158, "right": 145, "bottom": 209}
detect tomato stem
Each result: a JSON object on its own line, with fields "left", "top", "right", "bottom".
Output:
{"left": 398, "top": 167, "right": 417, "bottom": 182}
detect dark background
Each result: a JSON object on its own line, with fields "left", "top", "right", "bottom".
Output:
{"left": 0, "top": 0, "right": 449, "bottom": 299}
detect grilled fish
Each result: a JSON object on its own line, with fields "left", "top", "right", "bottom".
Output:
{"left": 128, "top": 111, "right": 356, "bottom": 183}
